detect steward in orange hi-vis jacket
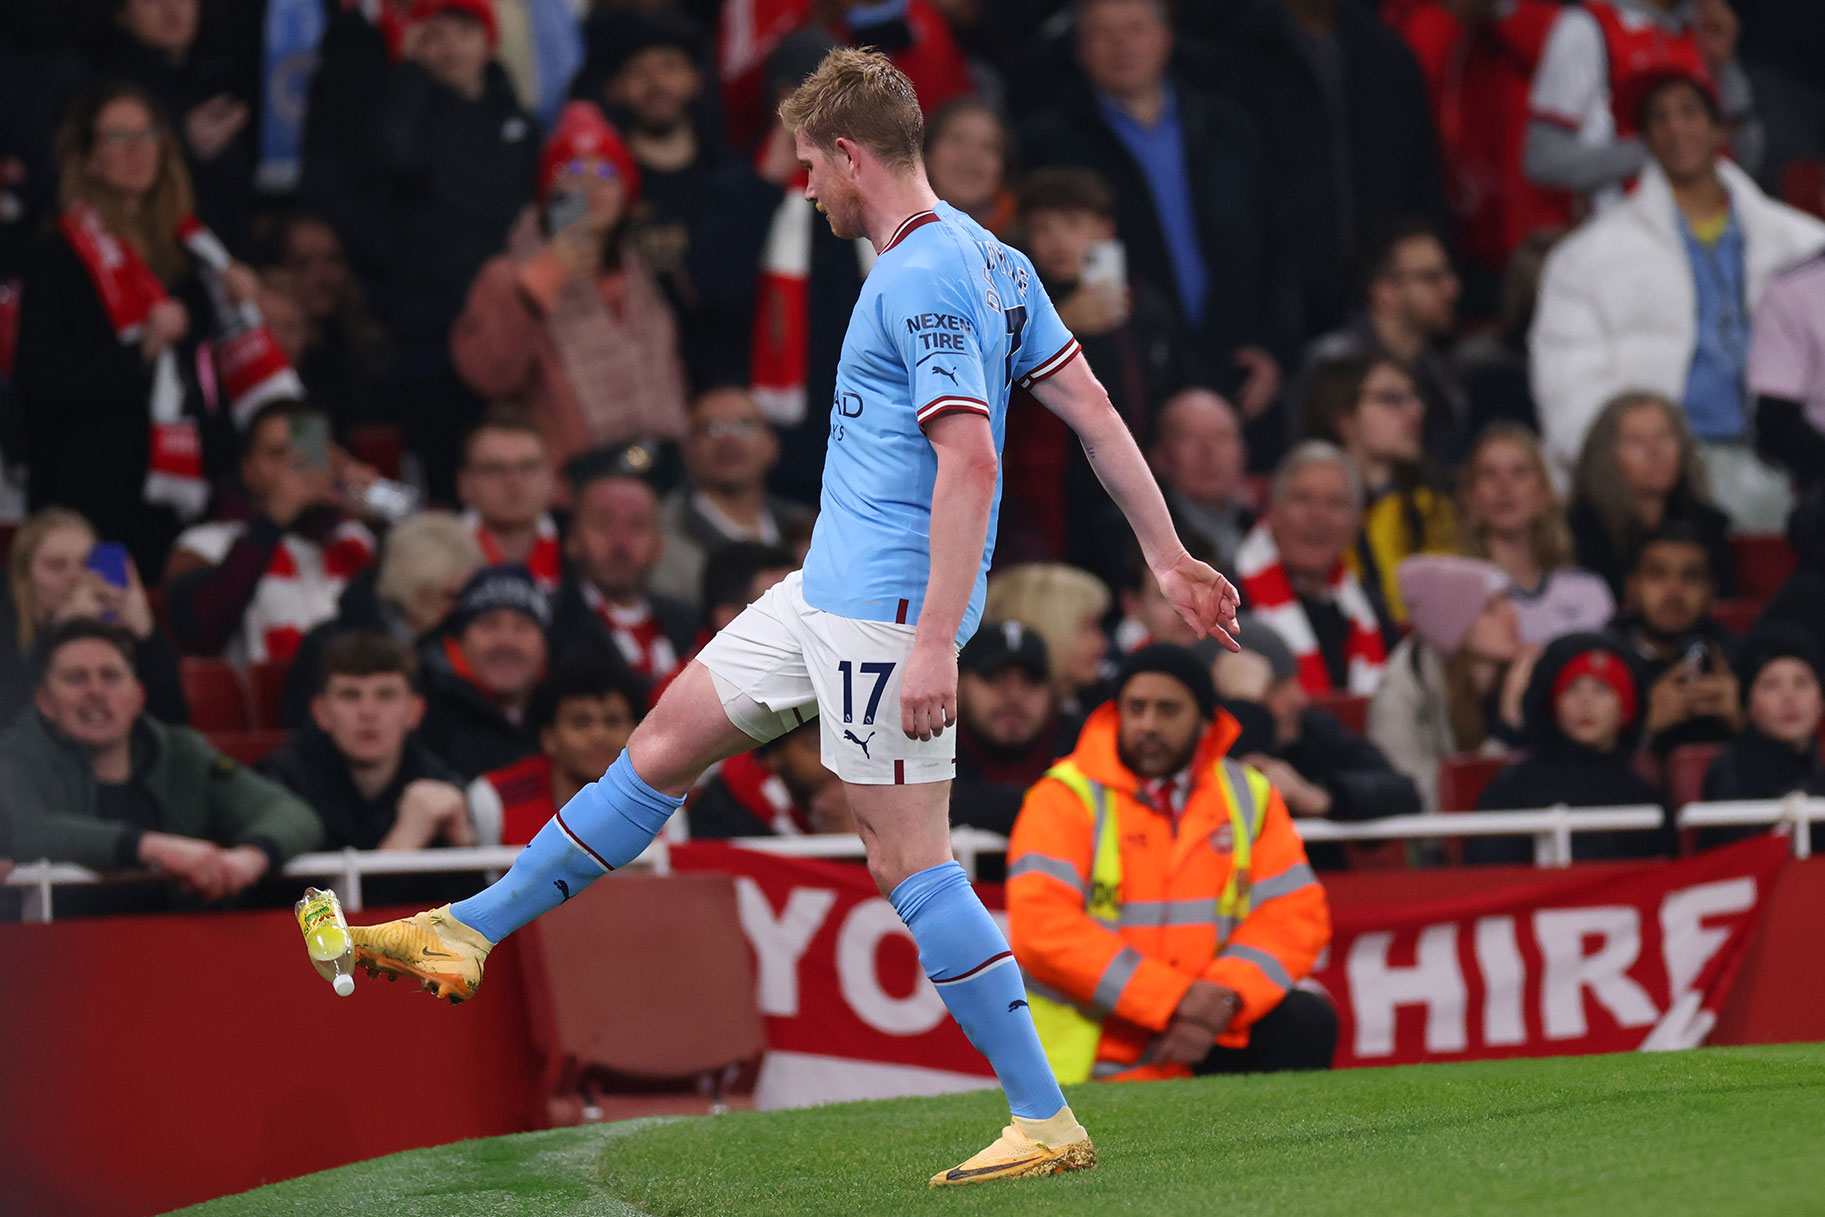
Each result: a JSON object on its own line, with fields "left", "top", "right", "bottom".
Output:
{"left": 1007, "top": 644, "right": 1335, "bottom": 1083}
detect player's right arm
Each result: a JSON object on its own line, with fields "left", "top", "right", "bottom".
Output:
{"left": 1030, "top": 355, "right": 1239, "bottom": 649}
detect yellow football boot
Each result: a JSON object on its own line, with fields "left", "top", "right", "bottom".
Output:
{"left": 930, "top": 1107, "right": 1096, "bottom": 1187}
{"left": 349, "top": 904, "right": 494, "bottom": 1004}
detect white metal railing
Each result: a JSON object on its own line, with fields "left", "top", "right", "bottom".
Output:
{"left": 1676, "top": 794, "right": 1823, "bottom": 860}
{"left": 5, "top": 804, "right": 1757, "bottom": 923}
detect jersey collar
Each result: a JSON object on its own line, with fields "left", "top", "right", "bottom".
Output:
{"left": 882, "top": 209, "right": 940, "bottom": 253}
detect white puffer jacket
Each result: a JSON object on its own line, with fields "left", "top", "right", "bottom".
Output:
{"left": 1530, "top": 159, "right": 1825, "bottom": 477}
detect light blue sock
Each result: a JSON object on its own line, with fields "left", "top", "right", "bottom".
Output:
{"left": 890, "top": 861, "right": 1067, "bottom": 1120}
{"left": 450, "top": 751, "right": 683, "bottom": 943}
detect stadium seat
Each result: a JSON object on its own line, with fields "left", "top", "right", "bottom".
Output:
{"left": 518, "top": 872, "right": 764, "bottom": 1126}
{"left": 1731, "top": 534, "right": 1796, "bottom": 601}
{"left": 1711, "top": 599, "right": 1763, "bottom": 637}
{"left": 1310, "top": 692, "right": 1369, "bottom": 735}
{"left": 1437, "top": 752, "right": 1511, "bottom": 813}
{"left": 1666, "top": 743, "right": 1724, "bottom": 813}
{"left": 345, "top": 424, "right": 407, "bottom": 479}
{"left": 205, "top": 730, "right": 290, "bottom": 767}
{"left": 244, "top": 660, "right": 291, "bottom": 730}
{"left": 179, "top": 659, "right": 250, "bottom": 732}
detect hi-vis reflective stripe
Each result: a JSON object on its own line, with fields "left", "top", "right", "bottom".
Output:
{"left": 1251, "top": 862, "right": 1318, "bottom": 904}
{"left": 1093, "top": 946, "right": 1144, "bottom": 1009}
{"left": 1007, "top": 853, "right": 1083, "bottom": 888}
{"left": 1118, "top": 899, "right": 1222, "bottom": 929}
{"left": 1219, "top": 942, "right": 1293, "bottom": 990}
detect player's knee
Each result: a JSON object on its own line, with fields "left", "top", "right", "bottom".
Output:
{"left": 865, "top": 852, "right": 908, "bottom": 897}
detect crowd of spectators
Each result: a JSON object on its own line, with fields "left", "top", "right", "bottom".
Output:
{"left": 3, "top": 0, "right": 1825, "bottom": 916}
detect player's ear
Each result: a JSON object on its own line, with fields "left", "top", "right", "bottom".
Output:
{"left": 833, "top": 136, "right": 861, "bottom": 175}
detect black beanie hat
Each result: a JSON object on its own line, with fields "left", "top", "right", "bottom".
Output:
{"left": 1115, "top": 643, "right": 1218, "bottom": 718}
{"left": 1734, "top": 624, "right": 1825, "bottom": 706}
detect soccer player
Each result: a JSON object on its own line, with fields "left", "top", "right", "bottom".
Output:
{"left": 348, "top": 48, "right": 1239, "bottom": 1187}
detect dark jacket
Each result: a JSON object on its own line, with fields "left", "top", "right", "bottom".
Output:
{"left": 547, "top": 575, "right": 695, "bottom": 677}
{"left": 0, "top": 585, "right": 187, "bottom": 729}
{"left": 415, "top": 646, "right": 540, "bottom": 782}
{"left": 11, "top": 230, "right": 214, "bottom": 575}
{"left": 362, "top": 62, "right": 539, "bottom": 348}
{"left": 1568, "top": 496, "right": 1736, "bottom": 603}
{"left": 1185, "top": 0, "right": 1449, "bottom": 336}
{"left": 1020, "top": 77, "right": 1303, "bottom": 381}
{"left": 0, "top": 710, "right": 321, "bottom": 912}
{"left": 1256, "top": 704, "right": 1421, "bottom": 870}
{"left": 1471, "top": 633, "right": 1670, "bottom": 864}
{"left": 1698, "top": 726, "right": 1825, "bottom": 853}
{"left": 258, "top": 725, "right": 479, "bottom": 907}
{"left": 1606, "top": 612, "right": 1740, "bottom": 754}
{"left": 951, "top": 715, "right": 1079, "bottom": 839}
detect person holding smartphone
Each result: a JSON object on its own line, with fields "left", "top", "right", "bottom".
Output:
{"left": 450, "top": 101, "right": 687, "bottom": 477}
{"left": 163, "top": 400, "right": 378, "bottom": 664}
{"left": 1606, "top": 522, "right": 1741, "bottom": 754}
{"left": 0, "top": 508, "right": 190, "bottom": 728}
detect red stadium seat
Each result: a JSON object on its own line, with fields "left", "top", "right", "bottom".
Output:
{"left": 1437, "top": 752, "right": 1511, "bottom": 813}
{"left": 1310, "top": 692, "right": 1369, "bottom": 735}
{"left": 1666, "top": 743, "right": 1724, "bottom": 812}
{"left": 1711, "top": 599, "right": 1763, "bottom": 637}
{"left": 1731, "top": 534, "right": 1796, "bottom": 601}
{"left": 179, "top": 659, "right": 249, "bottom": 731}
{"left": 205, "top": 730, "right": 290, "bottom": 767}
{"left": 519, "top": 872, "right": 764, "bottom": 1126}
{"left": 244, "top": 660, "right": 291, "bottom": 730}
{"left": 345, "top": 425, "right": 407, "bottom": 479}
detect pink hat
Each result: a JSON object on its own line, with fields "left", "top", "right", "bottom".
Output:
{"left": 1398, "top": 555, "right": 1510, "bottom": 655}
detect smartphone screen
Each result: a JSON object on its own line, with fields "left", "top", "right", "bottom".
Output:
{"left": 1082, "top": 239, "right": 1127, "bottom": 290}
{"left": 290, "top": 414, "right": 331, "bottom": 472}
{"left": 85, "top": 542, "right": 131, "bottom": 590}
{"left": 546, "top": 188, "right": 588, "bottom": 235}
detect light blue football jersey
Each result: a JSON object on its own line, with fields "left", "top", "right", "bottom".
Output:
{"left": 799, "top": 202, "right": 1080, "bottom": 646}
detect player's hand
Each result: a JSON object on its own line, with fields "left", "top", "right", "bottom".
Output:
{"left": 900, "top": 640, "right": 958, "bottom": 742}
{"left": 1156, "top": 551, "right": 1241, "bottom": 651}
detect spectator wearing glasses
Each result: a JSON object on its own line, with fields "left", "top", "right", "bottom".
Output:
{"left": 456, "top": 407, "right": 562, "bottom": 593}
{"left": 651, "top": 387, "right": 814, "bottom": 609}
{"left": 1300, "top": 353, "right": 1457, "bottom": 624}
{"left": 1294, "top": 221, "right": 1468, "bottom": 465}
{"left": 451, "top": 100, "right": 687, "bottom": 475}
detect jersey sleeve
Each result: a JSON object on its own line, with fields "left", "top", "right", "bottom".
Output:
{"left": 1011, "top": 276, "right": 1081, "bottom": 391}
{"left": 1529, "top": 7, "right": 1605, "bottom": 131}
{"left": 884, "top": 264, "right": 996, "bottom": 429}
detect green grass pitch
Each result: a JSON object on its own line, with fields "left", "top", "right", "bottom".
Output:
{"left": 174, "top": 1043, "right": 1825, "bottom": 1217}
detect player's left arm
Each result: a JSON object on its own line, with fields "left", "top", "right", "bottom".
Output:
{"left": 1031, "top": 354, "right": 1240, "bottom": 650}
{"left": 903, "top": 411, "right": 998, "bottom": 742}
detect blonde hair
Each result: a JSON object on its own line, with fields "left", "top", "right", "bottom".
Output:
{"left": 1458, "top": 422, "right": 1574, "bottom": 573}
{"left": 984, "top": 563, "right": 1111, "bottom": 697}
{"left": 56, "top": 82, "right": 196, "bottom": 285}
{"left": 9, "top": 508, "right": 97, "bottom": 652}
{"left": 375, "top": 513, "right": 486, "bottom": 616}
{"left": 1571, "top": 392, "right": 1712, "bottom": 559}
{"left": 778, "top": 47, "right": 925, "bottom": 169}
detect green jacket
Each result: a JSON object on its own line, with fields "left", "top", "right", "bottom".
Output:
{"left": 0, "top": 711, "right": 322, "bottom": 871}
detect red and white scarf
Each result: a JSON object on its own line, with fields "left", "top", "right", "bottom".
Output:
{"left": 466, "top": 509, "right": 562, "bottom": 593}
{"left": 1235, "top": 522, "right": 1386, "bottom": 694}
{"left": 582, "top": 581, "right": 680, "bottom": 681}
{"left": 748, "top": 168, "right": 875, "bottom": 426}
{"left": 174, "top": 518, "right": 376, "bottom": 664}
{"left": 59, "top": 203, "right": 302, "bottom": 519}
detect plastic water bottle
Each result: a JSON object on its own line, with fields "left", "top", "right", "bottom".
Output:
{"left": 295, "top": 887, "right": 356, "bottom": 996}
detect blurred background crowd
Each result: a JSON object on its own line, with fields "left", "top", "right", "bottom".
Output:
{"left": 2, "top": 0, "right": 1825, "bottom": 915}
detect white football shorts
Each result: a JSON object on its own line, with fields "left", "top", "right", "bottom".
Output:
{"left": 695, "top": 570, "right": 957, "bottom": 785}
